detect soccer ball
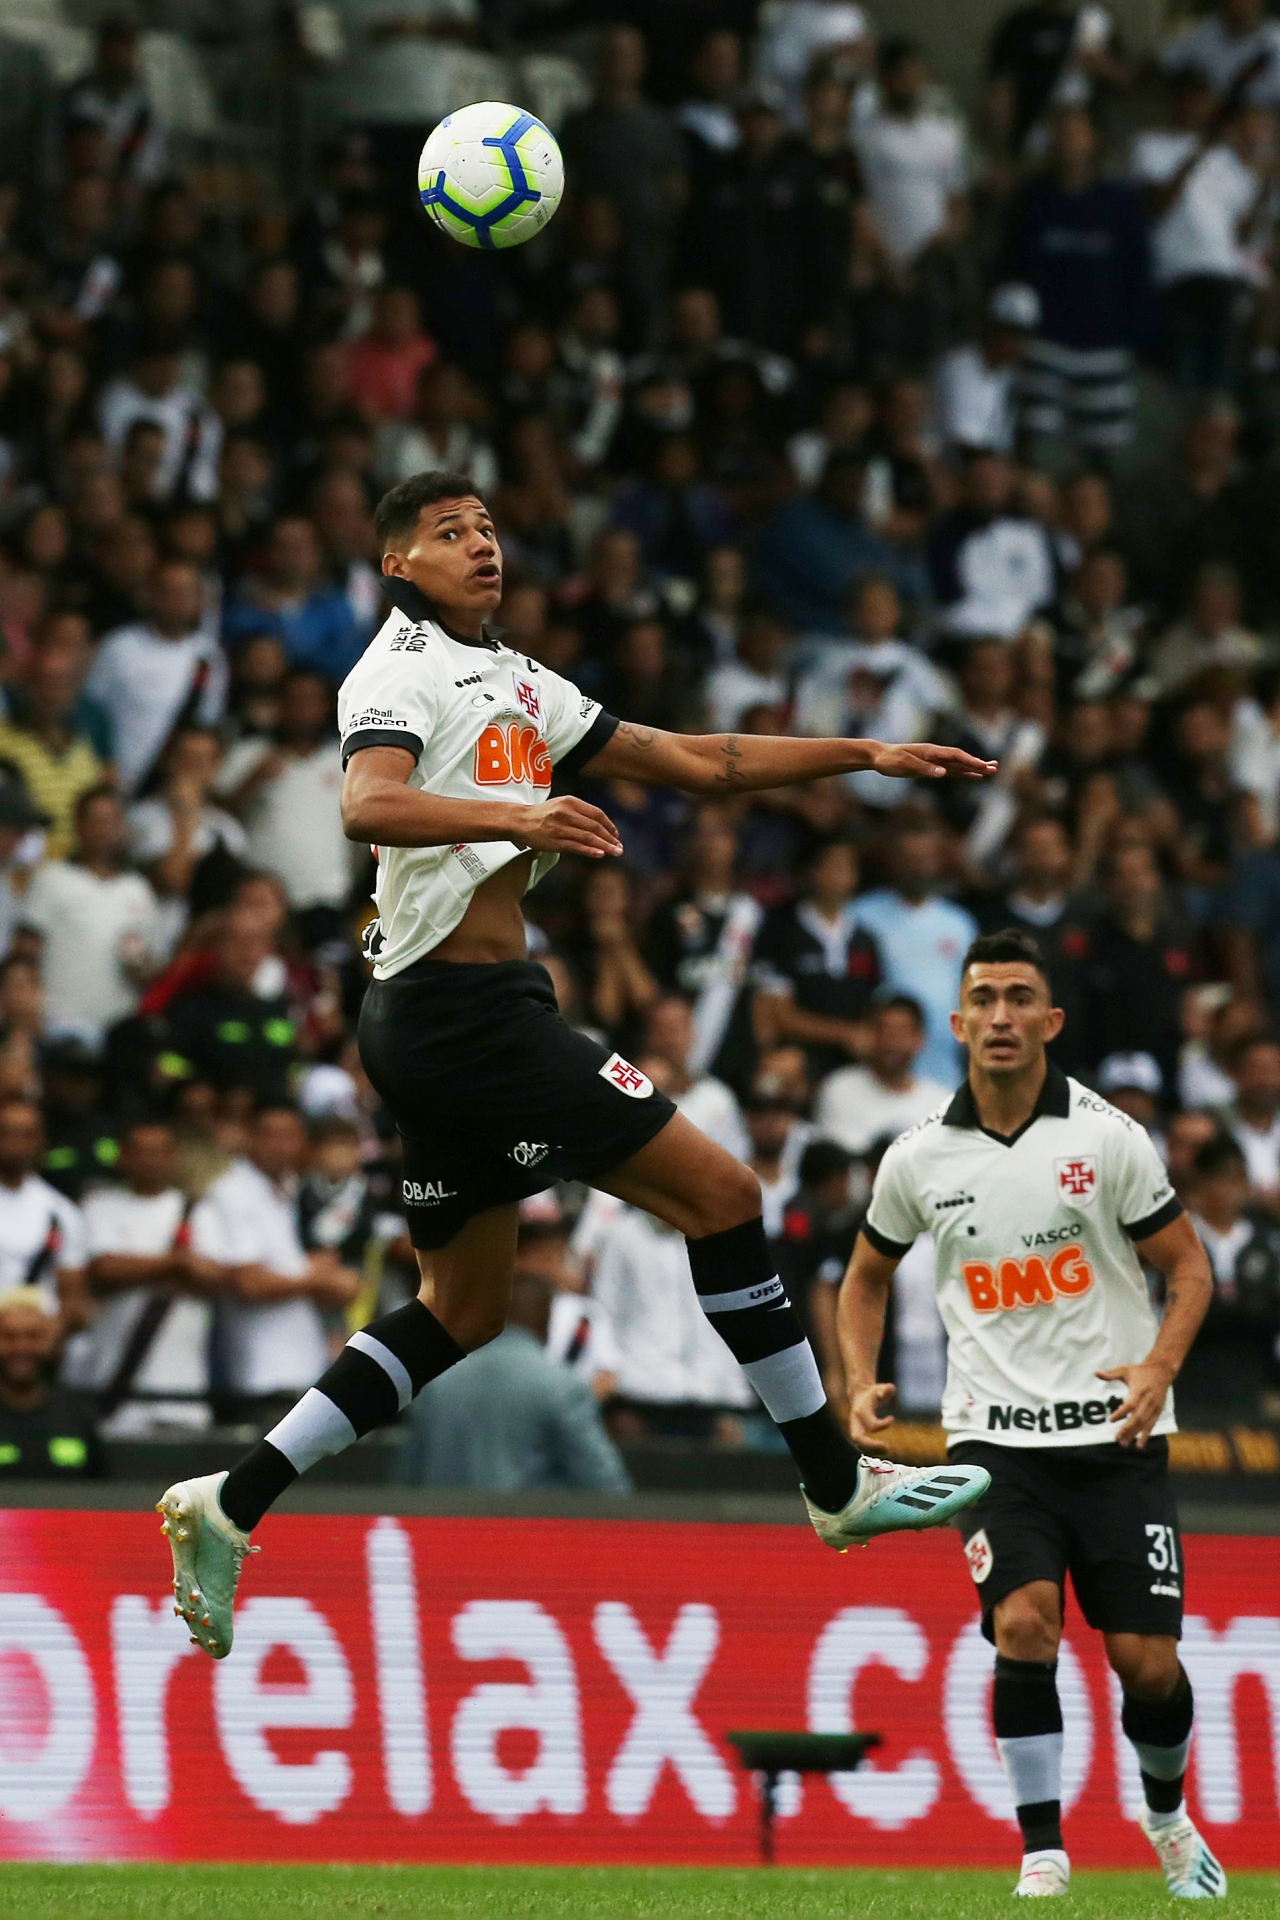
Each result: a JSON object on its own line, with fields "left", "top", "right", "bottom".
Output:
{"left": 418, "top": 101, "right": 564, "bottom": 251}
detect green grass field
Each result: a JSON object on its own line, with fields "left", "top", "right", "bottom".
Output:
{"left": 1, "top": 1867, "right": 1278, "bottom": 1920}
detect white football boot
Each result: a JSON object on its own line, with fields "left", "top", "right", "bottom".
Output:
{"left": 804, "top": 1456, "right": 991, "bottom": 1548}
{"left": 1014, "top": 1851, "right": 1071, "bottom": 1896}
{"left": 1140, "top": 1808, "right": 1227, "bottom": 1898}
{"left": 157, "top": 1471, "right": 258, "bottom": 1659}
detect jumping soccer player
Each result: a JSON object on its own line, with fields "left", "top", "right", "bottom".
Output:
{"left": 838, "top": 928, "right": 1223, "bottom": 1899}
{"left": 157, "top": 471, "right": 996, "bottom": 1654}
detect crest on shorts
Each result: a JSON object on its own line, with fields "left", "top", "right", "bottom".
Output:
{"left": 600, "top": 1052, "right": 653, "bottom": 1100}
{"left": 514, "top": 677, "right": 541, "bottom": 723}
{"left": 965, "top": 1528, "right": 993, "bottom": 1585}
{"left": 1055, "top": 1155, "right": 1098, "bottom": 1205}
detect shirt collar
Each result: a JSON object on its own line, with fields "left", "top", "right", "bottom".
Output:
{"left": 382, "top": 575, "right": 499, "bottom": 651}
{"left": 942, "top": 1061, "right": 1071, "bottom": 1145}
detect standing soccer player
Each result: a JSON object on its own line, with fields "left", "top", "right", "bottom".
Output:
{"left": 838, "top": 928, "right": 1224, "bottom": 1899}
{"left": 157, "top": 471, "right": 997, "bottom": 1653}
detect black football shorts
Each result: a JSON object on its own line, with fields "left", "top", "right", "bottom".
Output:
{"left": 948, "top": 1438, "right": 1183, "bottom": 1642}
{"left": 358, "top": 956, "right": 677, "bottom": 1249}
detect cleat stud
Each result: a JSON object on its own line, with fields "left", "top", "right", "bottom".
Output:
{"left": 201, "top": 1615, "right": 211, "bottom": 1626}
{"left": 160, "top": 1522, "right": 170, "bottom": 1535}
{"left": 176, "top": 1528, "right": 188, "bottom": 1540}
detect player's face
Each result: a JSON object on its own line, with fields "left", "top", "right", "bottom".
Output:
{"left": 383, "top": 497, "right": 503, "bottom": 624}
{"left": 951, "top": 962, "right": 1064, "bottom": 1077}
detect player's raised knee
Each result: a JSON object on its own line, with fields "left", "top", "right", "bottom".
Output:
{"left": 688, "top": 1156, "right": 762, "bottom": 1238}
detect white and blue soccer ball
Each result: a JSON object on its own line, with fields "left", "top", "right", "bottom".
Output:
{"left": 418, "top": 101, "right": 564, "bottom": 251}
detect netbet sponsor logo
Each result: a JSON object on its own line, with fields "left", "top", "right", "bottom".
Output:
{"left": 987, "top": 1393, "right": 1125, "bottom": 1434}
{"left": 963, "top": 1242, "right": 1094, "bottom": 1314}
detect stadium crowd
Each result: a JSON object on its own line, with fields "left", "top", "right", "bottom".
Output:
{"left": 2, "top": 0, "right": 1280, "bottom": 1488}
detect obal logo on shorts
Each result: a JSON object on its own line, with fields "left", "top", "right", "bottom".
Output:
{"left": 403, "top": 1179, "right": 458, "bottom": 1205}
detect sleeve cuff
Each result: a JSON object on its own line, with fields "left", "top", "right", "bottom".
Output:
{"left": 341, "top": 728, "right": 424, "bottom": 769}
{"left": 1123, "top": 1195, "right": 1183, "bottom": 1243}
{"left": 861, "top": 1219, "right": 914, "bottom": 1260}
{"left": 556, "top": 709, "right": 620, "bottom": 776}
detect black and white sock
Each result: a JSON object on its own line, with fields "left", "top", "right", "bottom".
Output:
{"left": 218, "top": 1300, "right": 466, "bottom": 1532}
{"left": 685, "top": 1217, "right": 860, "bottom": 1514}
{"left": 994, "top": 1654, "right": 1066, "bottom": 1857}
{"left": 1123, "top": 1667, "right": 1194, "bottom": 1825}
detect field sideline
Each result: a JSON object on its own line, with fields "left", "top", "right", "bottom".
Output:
{"left": 2, "top": 1866, "right": 1279, "bottom": 1919}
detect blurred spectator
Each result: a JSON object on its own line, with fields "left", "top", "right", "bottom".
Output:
{"left": 775, "top": 1138, "right": 859, "bottom": 1397}
{"left": 223, "top": 516, "right": 363, "bottom": 682}
{"left": 399, "top": 1273, "right": 631, "bottom": 1492}
{"left": 814, "top": 992, "right": 950, "bottom": 1153}
{"left": 86, "top": 558, "right": 228, "bottom": 795}
{"left": 373, "top": 360, "right": 496, "bottom": 494}
{"left": 928, "top": 450, "right": 1055, "bottom": 639}
{"left": 0, "top": 614, "right": 108, "bottom": 857}
{"left": 853, "top": 36, "right": 968, "bottom": 281}
{"left": 610, "top": 434, "right": 734, "bottom": 582}
{"left": 298, "top": 1115, "right": 392, "bottom": 1303}
{"left": 1180, "top": 1130, "right": 1280, "bottom": 1414}
{"left": 642, "top": 994, "right": 749, "bottom": 1159}
{"left": 1081, "top": 840, "right": 1196, "bottom": 1090}
{"left": 1096, "top": 1050, "right": 1166, "bottom": 1143}
{"left": 215, "top": 671, "right": 351, "bottom": 943}
{"left": 987, "top": 0, "right": 1129, "bottom": 160}
{"left": 560, "top": 27, "right": 687, "bottom": 348}
{"left": 22, "top": 787, "right": 159, "bottom": 1044}
{"left": 705, "top": 603, "right": 792, "bottom": 731}
{"left": 1144, "top": 563, "right": 1265, "bottom": 701}
{"left": 851, "top": 823, "right": 977, "bottom": 1083}
{"left": 162, "top": 915, "right": 296, "bottom": 1100}
{"left": 755, "top": 838, "right": 883, "bottom": 1077}
{"left": 517, "top": 1218, "right": 620, "bottom": 1402}
{"left": 757, "top": 0, "right": 873, "bottom": 128}
{"left": 191, "top": 1102, "right": 357, "bottom": 1420}
{"left": 1168, "top": 1107, "right": 1222, "bottom": 1196}
{"left": 58, "top": 18, "right": 167, "bottom": 190}
{"left": 1003, "top": 107, "right": 1154, "bottom": 461}
{"left": 592, "top": 1205, "right": 754, "bottom": 1433}
{"left": 39, "top": 1038, "right": 118, "bottom": 1201}
{"left": 0, "top": 1287, "right": 102, "bottom": 1478}
{"left": 1225, "top": 1034, "right": 1280, "bottom": 1202}
{"left": 218, "top": 260, "right": 304, "bottom": 418}
{"left": 0, "top": 1096, "right": 87, "bottom": 1327}
{"left": 98, "top": 342, "right": 222, "bottom": 504}
{"left": 68, "top": 1119, "right": 224, "bottom": 1434}
{"left": 743, "top": 1083, "right": 810, "bottom": 1235}
{"left": 932, "top": 283, "right": 1041, "bottom": 455}
{"left": 677, "top": 28, "right": 745, "bottom": 156}
{"left": 754, "top": 448, "right": 928, "bottom": 633}
{"left": 31, "top": 176, "right": 122, "bottom": 355}
{"left": 974, "top": 814, "right": 1091, "bottom": 1068}
{"left": 0, "top": 774, "right": 49, "bottom": 957}
{"left": 645, "top": 808, "right": 762, "bottom": 1089}
{"left": 1051, "top": 548, "right": 1140, "bottom": 699}
{"left": 1160, "top": 0, "right": 1280, "bottom": 111}
{"left": 344, "top": 286, "right": 437, "bottom": 425}
{"left": 127, "top": 727, "right": 245, "bottom": 945}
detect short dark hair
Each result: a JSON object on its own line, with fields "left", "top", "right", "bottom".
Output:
{"left": 876, "top": 992, "right": 926, "bottom": 1028}
{"left": 961, "top": 928, "right": 1052, "bottom": 984}
{"left": 1192, "top": 1132, "right": 1247, "bottom": 1180}
{"left": 375, "top": 470, "right": 486, "bottom": 551}
{"left": 799, "top": 1140, "right": 853, "bottom": 1188}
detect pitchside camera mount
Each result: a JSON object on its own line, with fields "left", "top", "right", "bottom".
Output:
{"left": 726, "top": 1730, "right": 883, "bottom": 1865}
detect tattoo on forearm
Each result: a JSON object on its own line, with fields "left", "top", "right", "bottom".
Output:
{"left": 617, "top": 722, "right": 656, "bottom": 751}
{"left": 713, "top": 734, "right": 746, "bottom": 787}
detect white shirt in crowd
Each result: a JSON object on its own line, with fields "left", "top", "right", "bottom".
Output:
{"left": 546, "top": 1290, "right": 621, "bottom": 1389}
{"left": 854, "top": 107, "right": 966, "bottom": 263}
{"left": 865, "top": 1068, "right": 1181, "bottom": 1448}
{"left": 937, "top": 518, "right": 1056, "bottom": 641}
{"left": 1160, "top": 14, "right": 1280, "bottom": 108}
{"left": 191, "top": 1159, "right": 329, "bottom": 1397}
{"left": 675, "top": 1074, "right": 751, "bottom": 1163}
{"left": 0, "top": 1175, "right": 86, "bottom": 1318}
{"left": 97, "top": 376, "right": 223, "bottom": 503}
{"left": 1228, "top": 1109, "right": 1280, "bottom": 1197}
{"left": 1230, "top": 696, "right": 1280, "bottom": 844}
{"left": 63, "top": 1186, "right": 212, "bottom": 1432}
{"left": 216, "top": 737, "right": 355, "bottom": 910}
{"left": 792, "top": 640, "right": 952, "bottom": 808}
{"left": 591, "top": 1207, "right": 753, "bottom": 1408}
{"left": 815, "top": 1064, "right": 952, "bottom": 1157}
{"left": 932, "top": 343, "right": 1019, "bottom": 454}
{"left": 373, "top": 420, "right": 499, "bottom": 496}
{"left": 703, "top": 657, "right": 789, "bottom": 732}
{"left": 1130, "top": 133, "right": 1259, "bottom": 286}
{"left": 22, "top": 860, "right": 161, "bottom": 1042}
{"left": 85, "top": 623, "right": 229, "bottom": 794}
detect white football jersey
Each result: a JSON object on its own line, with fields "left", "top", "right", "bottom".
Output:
{"left": 338, "top": 585, "right": 616, "bottom": 978}
{"left": 863, "top": 1065, "right": 1183, "bottom": 1449}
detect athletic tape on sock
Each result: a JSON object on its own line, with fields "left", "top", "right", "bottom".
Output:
{"left": 742, "top": 1340, "right": 827, "bottom": 1424}
{"left": 997, "top": 1733, "right": 1064, "bottom": 1809}
{"left": 266, "top": 1387, "right": 357, "bottom": 1474}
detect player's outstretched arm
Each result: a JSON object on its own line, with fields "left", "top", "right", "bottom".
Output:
{"left": 342, "top": 745, "right": 624, "bottom": 857}
{"left": 1099, "top": 1213, "right": 1213, "bottom": 1448}
{"left": 583, "top": 722, "right": 997, "bottom": 795}
{"left": 836, "top": 1232, "right": 903, "bottom": 1455}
